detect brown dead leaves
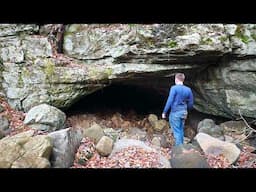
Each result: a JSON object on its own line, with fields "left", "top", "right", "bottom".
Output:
{"left": 0, "top": 98, "right": 32, "bottom": 136}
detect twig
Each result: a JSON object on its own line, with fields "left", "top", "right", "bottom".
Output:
{"left": 238, "top": 109, "right": 256, "bottom": 133}
{"left": 233, "top": 130, "right": 254, "bottom": 144}
{"left": 233, "top": 110, "right": 256, "bottom": 144}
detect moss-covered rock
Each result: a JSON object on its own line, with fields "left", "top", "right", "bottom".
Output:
{"left": 63, "top": 24, "right": 231, "bottom": 62}
{"left": 228, "top": 24, "right": 256, "bottom": 56}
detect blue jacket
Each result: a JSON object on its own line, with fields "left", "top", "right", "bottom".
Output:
{"left": 163, "top": 84, "right": 194, "bottom": 114}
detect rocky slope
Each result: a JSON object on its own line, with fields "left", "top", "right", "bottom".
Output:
{"left": 1, "top": 98, "right": 256, "bottom": 168}
{"left": 0, "top": 24, "right": 255, "bottom": 119}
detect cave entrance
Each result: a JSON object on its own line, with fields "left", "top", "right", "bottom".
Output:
{"left": 66, "top": 83, "right": 167, "bottom": 118}
{"left": 65, "top": 81, "right": 230, "bottom": 138}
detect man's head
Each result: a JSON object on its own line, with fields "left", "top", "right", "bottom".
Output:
{"left": 175, "top": 73, "right": 185, "bottom": 84}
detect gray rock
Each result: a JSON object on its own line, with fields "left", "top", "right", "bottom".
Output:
{"left": 229, "top": 24, "right": 256, "bottom": 56}
{"left": 0, "top": 24, "right": 39, "bottom": 37}
{"left": 153, "top": 119, "right": 169, "bottom": 132}
{"left": 197, "top": 119, "right": 224, "bottom": 139}
{"left": 224, "top": 24, "right": 237, "bottom": 36}
{"left": 152, "top": 133, "right": 171, "bottom": 148}
{"left": 83, "top": 123, "right": 104, "bottom": 143}
{"left": 63, "top": 24, "right": 230, "bottom": 61}
{"left": 220, "top": 121, "right": 247, "bottom": 134}
{"left": 190, "top": 138, "right": 204, "bottom": 153}
{"left": 0, "top": 116, "right": 9, "bottom": 138}
{"left": 170, "top": 144, "right": 210, "bottom": 168}
{"left": 22, "top": 36, "right": 52, "bottom": 60}
{"left": 96, "top": 136, "right": 114, "bottom": 156}
{"left": 0, "top": 36, "right": 24, "bottom": 63}
{"left": 48, "top": 127, "right": 83, "bottom": 168}
{"left": 194, "top": 58, "right": 256, "bottom": 119}
{"left": 1, "top": 60, "right": 102, "bottom": 111}
{"left": 195, "top": 133, "right": 241, "bottom": 165}
{"left": 24, "top": 104, "right": 66, "bottom": 132}
{"left": 198, "top": 119, "right": 215, "bottom": 130}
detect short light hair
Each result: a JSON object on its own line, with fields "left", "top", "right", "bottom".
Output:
{"left": 175, "top": 73, "right": 185, "bottom": 82}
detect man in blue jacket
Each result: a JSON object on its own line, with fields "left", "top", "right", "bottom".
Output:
{"left": 162, "top": 73, "right": 194, "bottom": 146}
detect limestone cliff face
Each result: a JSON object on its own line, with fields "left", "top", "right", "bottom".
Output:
{"left": 0, "top": 24, "right": 255, "bottom": 119}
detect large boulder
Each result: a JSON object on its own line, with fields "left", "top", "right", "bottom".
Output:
{"left": 195, "top": 133, "right": 241, "bottom": 165}
{"left": 0, "top": 130, "right": 53, "bottom": 168}
{"left": 1, "top": 130, "right": 34, "bottom": 145}
{"left": 23, "top": 135, "right": 52, "bottom": 159}
{"left": 170, "top": 144, "right": 210, "bottom": 168}
{"left": 48, "top": 127, "right": 83, "bottom": 168}
{"left": 193, "top": 58, "right": 256, "bottom": 119}
{"left": 24, "top": 104, "right": 66, "bottom": 132}
{"left": 11, "top": 156, "right": 51, "bottom": 168}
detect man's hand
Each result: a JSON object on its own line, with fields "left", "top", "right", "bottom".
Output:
{"left": 162, "top": 113, "right": 166, "bottom": 119}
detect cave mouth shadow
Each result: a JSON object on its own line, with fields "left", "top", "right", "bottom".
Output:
{"left": 65, "top": 83, "right": 168, "bottom": 117}
{"left": 65, "top": 82, "right": 231, "bottom": 136}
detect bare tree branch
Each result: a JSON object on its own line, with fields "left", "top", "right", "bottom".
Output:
{"left": 233, "top": 110, "right": 256, "bottom": 144}
{"left": 238, "top": 109, "right": 256, "bottom": 133}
